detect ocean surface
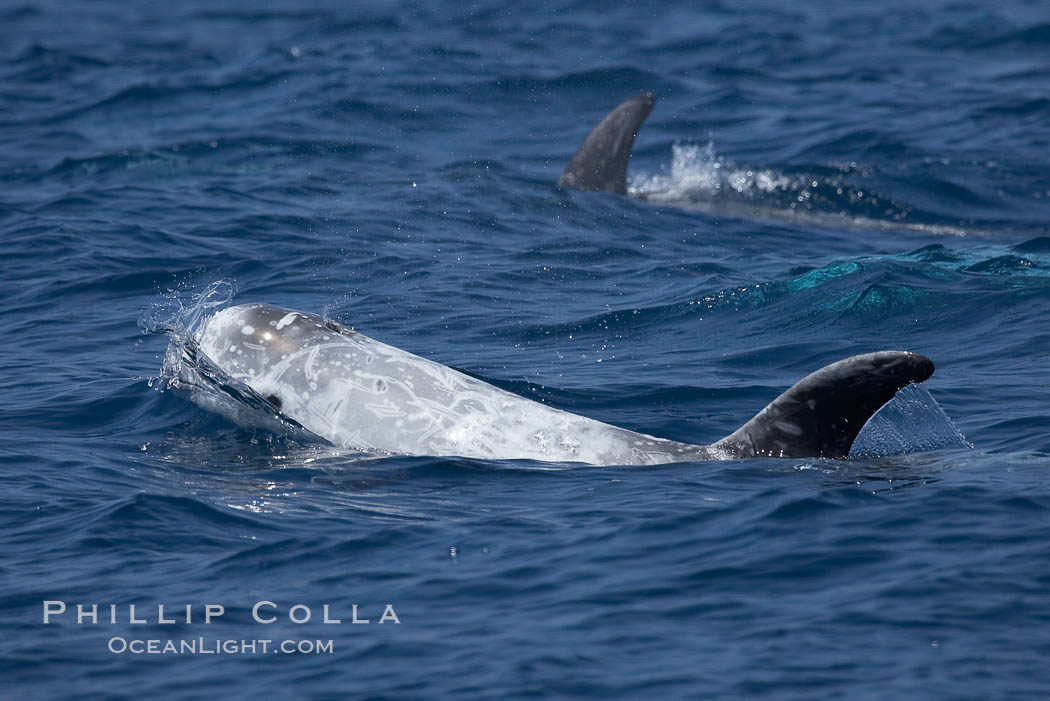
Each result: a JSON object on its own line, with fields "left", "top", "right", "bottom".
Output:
{"left": 3, "top": 0, "right": 1050, "bottom": 698}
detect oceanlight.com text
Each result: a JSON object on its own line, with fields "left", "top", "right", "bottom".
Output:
{"left": 107, "top": 637, "right": 335, "bottom": 655}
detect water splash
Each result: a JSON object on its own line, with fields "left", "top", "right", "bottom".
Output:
{"left": 631, "top": 142, "right": 793, "bottom": 199}
{"left": 139, "top": 279, "right": 235, "bottom": 341}
{"left": 629, "top": 142, "right": 975, "bottom": 236}
{"left": 139, "top": 279, "right": 235, "bottom": 392}
{"left": 139, "top": 280, "right": 324, "bottom": 443}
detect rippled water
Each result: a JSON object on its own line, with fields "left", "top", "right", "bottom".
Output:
{"left": 3, "top": 1, "right": 1050, "bottom": 698}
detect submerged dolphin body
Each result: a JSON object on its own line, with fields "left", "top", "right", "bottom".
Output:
{"left": 188, "top": 303, "right": 934, "bottom": 466}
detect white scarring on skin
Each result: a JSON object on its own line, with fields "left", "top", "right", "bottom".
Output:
{"left": 196, "top": 303, "right": 720, "bottom": 465}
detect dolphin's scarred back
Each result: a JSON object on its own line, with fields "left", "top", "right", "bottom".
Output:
{"left": 195, "top": 304, "right": 702, "bottom": 464}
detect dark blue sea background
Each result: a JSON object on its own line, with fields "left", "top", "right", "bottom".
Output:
{"left": 3, "top": 0, "right": 1050, "bottom": 698}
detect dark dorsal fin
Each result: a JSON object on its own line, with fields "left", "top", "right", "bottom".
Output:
{"left": 557, "top": 93, "right": 655, "bottom": 195}
{"left": 713, "top": 351, "right": 935, "bottom": 459}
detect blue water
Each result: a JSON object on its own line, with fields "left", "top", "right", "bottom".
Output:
{"left": 3, "top": 0, "right": 1050, "bottom": 697}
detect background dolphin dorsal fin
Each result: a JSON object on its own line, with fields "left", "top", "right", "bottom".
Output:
{"left": 557, "top": 93, "right": 655, "bottom": 194}
{"left": 713, "top": 351, "right": 935, "bottom": 459}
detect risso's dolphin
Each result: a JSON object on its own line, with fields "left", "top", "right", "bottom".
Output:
{"left": 558, "top": 93, "right": 655, "bottom": 195}
{"left": 185, "top": 303, "right": 935, "bottom": 466}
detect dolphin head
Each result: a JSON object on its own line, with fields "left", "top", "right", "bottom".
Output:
{"left": 196, "top": 303, "right": 343, "bottom": 412}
